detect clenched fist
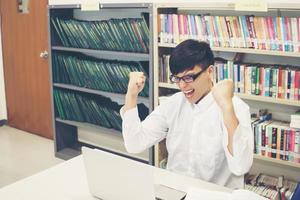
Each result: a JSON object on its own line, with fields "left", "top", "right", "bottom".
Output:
{"left": 127, "top": 72, "right": 146, "bottom": 97}
{"left": 212, "top": 79, "right": 234, "bottom": 109}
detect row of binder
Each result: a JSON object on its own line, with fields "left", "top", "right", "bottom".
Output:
{"left": 51, "top": 17, "right": 149, "bottom": 53}
{"left": 52, "top": 52, "right": 149, "bottom": 97}
{"left": 54, "top": 88, "right": 123, "bottom": 131}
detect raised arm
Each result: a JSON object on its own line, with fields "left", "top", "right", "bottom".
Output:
{"left": 212, "top": 79, "right": 253, "bottom": 176}
{"left": 124, "top": 72, "right": 146, "bottom": 112}
{"left": 121, "top": 72, "right": 168, "bottom": 154}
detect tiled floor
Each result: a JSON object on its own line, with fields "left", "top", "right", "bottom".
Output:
{"left": 0, "top": 125, "right": 63, "bottom": 188}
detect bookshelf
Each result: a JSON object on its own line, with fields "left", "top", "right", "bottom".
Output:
{"left": 48, "top": 3, "right": 154, "bottom": 164}
{"left": 152, "top": 2, "right": 300, "bottom": 181}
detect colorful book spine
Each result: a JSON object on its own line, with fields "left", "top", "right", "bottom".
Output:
{"left": 277, "top": 68, "right": 283, "bottom": 99}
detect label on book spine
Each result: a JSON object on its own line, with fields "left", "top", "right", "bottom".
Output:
{"left": 234, "top": 0, "right": 268, "bottom": 12}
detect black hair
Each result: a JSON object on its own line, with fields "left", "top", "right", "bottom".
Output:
{"left": 169, "top": 40, "right": 214, "bottom": 75}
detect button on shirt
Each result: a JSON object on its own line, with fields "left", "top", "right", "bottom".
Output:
{"left": 121, "top": 91, "right": 253, "bottom": 189}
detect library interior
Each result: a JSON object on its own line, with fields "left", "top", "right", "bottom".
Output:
{"left": 0, "top": 0, "right": 299, "bottom": 199}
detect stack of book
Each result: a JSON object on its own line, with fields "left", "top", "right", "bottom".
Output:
{"left": 245, "top": 173, "right": 300, "bottom": 200}
{"left": 51, "top": 16, "right": 149, "bottom": 53}
{"left": 52, "top": 52, "right": 149, "bottom": 97}
{"left": 158, "top": 14, "right": 300, "bottom": 53}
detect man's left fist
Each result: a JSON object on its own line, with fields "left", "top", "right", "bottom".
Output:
{"left": 212, "top": 79, "right": 234, "bottom": 109}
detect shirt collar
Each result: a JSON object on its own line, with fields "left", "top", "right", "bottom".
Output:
{"left": 193, "top": 91, "right": 215, "bottom": 112}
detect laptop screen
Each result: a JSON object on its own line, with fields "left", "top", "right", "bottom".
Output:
{"left": 82, "top": 147, "right": 156, "bottom": 200}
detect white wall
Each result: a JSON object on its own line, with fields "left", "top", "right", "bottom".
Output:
{"left": 0, "top": 16, "right": 7, "bottom": 120}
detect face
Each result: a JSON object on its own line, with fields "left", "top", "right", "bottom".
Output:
{"left": 174, "top": 65, "right": 214, "bottom": 104}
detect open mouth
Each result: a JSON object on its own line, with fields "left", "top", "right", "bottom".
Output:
{"left": 183, "top": 89, "right": 195, "bottom": 98}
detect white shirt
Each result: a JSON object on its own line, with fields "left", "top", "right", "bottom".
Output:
{"left": 121, "top": 91, "right": 254, "bottom": 189}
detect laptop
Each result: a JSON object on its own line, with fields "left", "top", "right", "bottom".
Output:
{"left": 82, "top": 147, "right": 186, "bottom": 200}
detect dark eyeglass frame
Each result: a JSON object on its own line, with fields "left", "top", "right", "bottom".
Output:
{"left": 169, "top": 69, "right": 206, "bottom": 84}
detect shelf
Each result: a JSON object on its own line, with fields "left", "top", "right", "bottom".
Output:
{"left": 77, "top": 126, "right": 148, "bottom": 162}
{"left": 52, "top": 46, "right": 150, "bottom": 61}
{"left": 158, "top": 43, "right": 300, "bottom": 58}
{"left": 55, "top": 118, "right": 121, "bottom": 136}
{"left": 254, "top": 154, "right": 300, "bottom": 169}
{"left": 55, "top": 118, "right": 149, "bottom": 162}
{"left": 156, "top": 2, "right": 300, "bottom": 10}
{"left": 158, "top": 82, "right": 300, "bottom": 106}
{"left": 53, "top": 83, "right": 149, "bottom": 106}
{"left": 49, "top": 2, "right": 152, "bottom": 9}
{"left": 158, "top": 82, "right": 179, "bottom": 90}
{"left": 236, "top": 93, "right": 300, "bottom": 106}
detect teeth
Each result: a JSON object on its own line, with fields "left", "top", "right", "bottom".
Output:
{"left": 183, "top": 89, "right": 193, "bottom": 94}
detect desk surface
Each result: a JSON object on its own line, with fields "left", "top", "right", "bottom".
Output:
{"left": 0, "top": 155, "right": 231, "bottom": 199}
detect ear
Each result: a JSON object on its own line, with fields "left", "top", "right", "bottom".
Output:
{"left": 207, "top": 65, "right": 214, "bottom": 73}
{"left": 207, "top": 65, "right": 214, "bottom": 81}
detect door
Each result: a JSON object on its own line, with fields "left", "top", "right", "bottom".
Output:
{"left": 0, "top": 0, "right": 53, "bottom": 138}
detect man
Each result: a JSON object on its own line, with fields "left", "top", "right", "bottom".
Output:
{"left": 121, "top": 39, "right": 253, "bottom": 189}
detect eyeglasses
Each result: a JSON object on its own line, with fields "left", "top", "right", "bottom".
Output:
{"left": 169, "top": 70, "right": 206, "bottom": 83}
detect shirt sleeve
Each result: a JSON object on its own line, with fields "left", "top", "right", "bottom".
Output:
{"left": 222, "top": 98, "right": 254, "bottom": 176}
{"left": 120, "top": 104, "right": 169, "bottom": 154}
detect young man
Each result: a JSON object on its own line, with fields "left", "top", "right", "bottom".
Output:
{"left": 121, "top": 39, "right": 253, "bottom": 189}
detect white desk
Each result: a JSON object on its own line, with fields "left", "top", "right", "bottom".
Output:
{"left": 0, "top": 155, "right": 231, "bottom": 199}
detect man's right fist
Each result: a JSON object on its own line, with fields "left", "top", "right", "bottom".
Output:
{"left": 127, "top": 72, "right": 146, "bottom": 97}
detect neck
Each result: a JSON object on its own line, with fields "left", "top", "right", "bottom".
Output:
{"left": 195, "top": 81, "right": 213, "bottom": 104}
{"left": 195, "top": 90, "right": 210, "bottom": 104}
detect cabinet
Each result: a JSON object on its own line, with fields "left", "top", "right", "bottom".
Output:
{"left": 48, "top": 3, "right": 154, "bottom": 164}
{"left": 152, "top": 2, "right": 300, "bottom": 180}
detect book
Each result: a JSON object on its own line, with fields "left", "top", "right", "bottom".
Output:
{"left": 291, "top": 182, "right": 300, "bottom": 200}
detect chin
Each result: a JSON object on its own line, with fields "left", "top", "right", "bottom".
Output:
{"left": 186, "top": 97, "right": 198, "bottom": 104}
{"left": 183, "top": 91, "right": 202, "bottom": 104}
